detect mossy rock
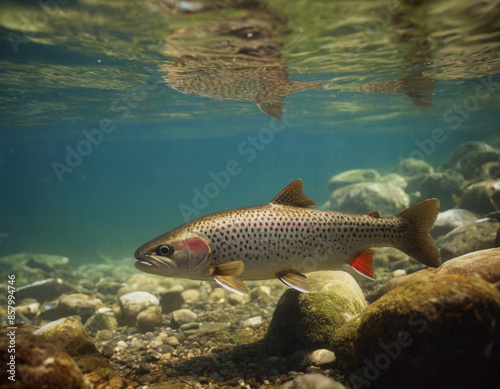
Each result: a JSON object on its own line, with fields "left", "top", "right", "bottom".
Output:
{"left": 0, "top": 334, "right": 92, "bottom": 389}
{"left": 332, "top": 273, "right": 500, "bottom": 388}
{"left": 328, "top": 169, "right": 381, "bottom": 192}
{"left": 395, "top": 158, "right": 434, "bottom": 177}
{"left": 264, "top": 271, "right": 367, "bottom": 355}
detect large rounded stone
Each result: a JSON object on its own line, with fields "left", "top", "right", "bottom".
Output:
{"left": 406, "top": 171, "right": 464, "bottom": 210}
{"left": 329, "top": 182, "right": 409, "bottom": 217}
{"left": 430, "top": 208, "right": 477, "bottom": 238}
{"left": 264, "top": 271, "right": 367, "bottom": 355}
{"left": 437, "top": 219, "right": 499, "bottom": 260}
{"left": 34, "top": 317, "right": 98, "bottom": 357}
{"left": 333, "top": 273, "right": 500, "bottom": 388}
{"left": 0, "top": 334, "right": 92, "bottom": 389}
{"left": 136, "top": 306, "right": 163, "bottom": 331}
{"left": 395, "top": 158, "right": 434, "bottom": 177}
{"left": 119, "top": 291, "right": 160, "bottom": 322}
{"left": 459, "top": 179, "right": 500, "bottom": 214}
{"left": 328, "top": 169, "right": 381, "bottom": 192}
{"left": 56, "top": 293, "right": 104, "bottom": 322}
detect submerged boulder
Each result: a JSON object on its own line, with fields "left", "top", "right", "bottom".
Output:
{"left": 459, "top": 179, "right": 500, "bottom": 214}
{"left": 437, "top": 219, "right": 499, "bottom": 260}
{"left": 430, "top": 208, "right": 477, "bottom": 238}
{"left": 395, "top": 158, "right": 434, "bottom": 177}
{"left": 0, "top": 334, "right": 92, "bottom": 389}
{"left": 332, "top": 273, "right": 500, "bottom": 389}
{"left": 328, "top": 169, "right": 381, "bottom": 192}
{"left": 55, "top": 293, "right": 105, "bottom": 322}
{"left": 119, "top": 291, "right": 160, "bottom": 324}
{"left": 264, "top": 271, "right": 367, "bottom": 355}
{"left": 328, "top": 182, "right": 410, "bottom": 217}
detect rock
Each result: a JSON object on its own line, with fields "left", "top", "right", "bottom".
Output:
{"left": 378, "top": 173, "right": 407, "bottom": 189}
{"left": 430, "top": 208, "right": 477, "bottom": 238}
{"left": 332, "top": 273, "right": 500, "bottom": 388}
{"left": 395, "top": 158, "right": 434, "bottom": 177}
{"left": 181, "top": 288, "right": 201, "bottom": 303}
{"left": 264, "top": 271, "right": 367, "bottom": 355}
{"left": 180, "top": 322, "right": 200, "bottom": 331}
{"left": 165, "top": 336, "right": 180, "bottom": 346}
{"left": 16, "top": 299, "right": 40, "bottom": 323}
{"left": 437, "top": 247, "right": 500, "bottom": 283}
{"left": 96, "top": 277, "right": 124, "bottom": 295}
{"left": 159, "top": 291, "right": 184, "bottom": 314}
{"left": 34, "top": 316, "right": 98, "bottom": 357}
{"left": 328, "top": 169, "right": 381, "bottom": 192}
{"left": 0, "top": 334, "right": 92, "bottom": 389}
{"left": 282, "top": 374, "right": 346, "bottom": 389}
{"left": 136, "top": 306, "right": 163, "bottom": 331}
{"left": 171, "top": 309, "right": 198, "bottom": 328}
{"left": 125, "top": 274, "right": 173, "bottom": 295}
{"left": 368, "top": 248, "right": 500, "bottom": 302}
{"left": 119, "top": 291, "right": 160, "bottom": 323}
{"left": 392, "top": 269, "right": 406, "bottom": 278}
{"left": 84, "top": 308, "right": 118, "bottom": 332}
{"left": 406, "top": 171, "right": 464, "bottom": 210}
{"left": 250, "top": 285, "right": 272, "bottom": 301}
{"left": 26, "top": 253, "right": 70, "bottom": 272}
{"left": 452, "top": 143, "right": 500, "bottom": 179}
{"left": 445, "top": 141, "right": 494, "bottom": 168}
{"left": 307, "top": 349, "right": 336, "bottom": 366}
{"left": 459, "top": 179, "right": 500, "bottom": 214}
{"left": 209, "top": 287, "right": 227, "bottom": 302}
{"left": 329, "top": 182, "right": 409, "bottom": 217}
{"left": 437, "top": 219, "right": 499, "bottom": 260}
{"left": 241, "top": 316, "right": 263, "bottom": 327}
{"left": 228, "top": 293, "right": 247, "bottom": 306}
{"left": 56, "top": 293, "right": 104, "bottom": 322}
{"left": 16, "top": 278, "right": 74, "bottom": 302}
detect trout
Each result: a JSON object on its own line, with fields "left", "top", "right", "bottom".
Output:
{"left": 134, "top": 179, "right": 441, "bottom": 294}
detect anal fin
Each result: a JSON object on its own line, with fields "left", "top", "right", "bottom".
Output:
{"left": 277, "top": 270, "right": 309, "bottom": 293}
{"left": 213, "top": 275, "right": 249, "bottom": 295}
{"left": 346, "top": 249, "right": 375, "bottom": 280}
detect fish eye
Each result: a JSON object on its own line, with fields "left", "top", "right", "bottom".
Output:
{"left": 157, "top": 244, "right": 174, "bottom": 256}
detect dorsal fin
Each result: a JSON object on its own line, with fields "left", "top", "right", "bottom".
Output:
{"left": 270, "top": 179, "right": 317, "bottom": 207}
{"left": 367, "top": 210, "right": 381, "bottom": 218}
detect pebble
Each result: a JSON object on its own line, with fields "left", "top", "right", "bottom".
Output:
{"left": 241, "top": 316, "right": 263, "bottom": 327}
{"left": 136, "top": 306, "right": 163, "bottom": 331}
{"left": 119, "top": 291, "right": 160, "bottom": 322}
{"left": 181, "top": 289, "right": 201, "bottom": 303}
{"left": 392, "top": 269, "right": 407, "bottom": 278}
{"left": 250, "top": 286, "right": 272, "bottom": 301}
{"left": 171, "top": 309, "right": 198, "bottom": 327}
{"left": 307, "top": 349, "right": 336, "bottom": 366}
{"left": 180, "top": 322, "right": 200, "bottom": 331}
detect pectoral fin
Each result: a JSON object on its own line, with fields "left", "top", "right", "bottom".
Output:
{"left": 210, "top": 261, "right": 248, "bottom": 295}
{"left": 213, "top": 275, "right": 249, "bottom": 295}
{"left": 277, "top": 270, "right": 309, "bottom": 293}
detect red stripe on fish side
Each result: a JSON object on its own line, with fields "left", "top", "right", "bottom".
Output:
{"left": 185, "top": 237, "right": 210, "bottom": 254}
{"left": 347, "top": 249, "right": 375, "bottom": 279}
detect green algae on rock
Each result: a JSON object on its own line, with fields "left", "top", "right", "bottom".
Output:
{"left": 0, "top": 334, "right": 92, "bottom": 389}
{"left": 332, "top": 273, "right": 500, "bottom": 388}
{"left": 264, "top": 271, "right": 367, "bottom": 355}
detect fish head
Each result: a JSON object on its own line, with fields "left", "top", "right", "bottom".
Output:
{"left": 134, "top": 230, "right": 211, "bottom": 278}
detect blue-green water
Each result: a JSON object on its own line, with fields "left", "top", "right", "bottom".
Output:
{"left": 0, "top": 0, "right": 499, "bottom": 263}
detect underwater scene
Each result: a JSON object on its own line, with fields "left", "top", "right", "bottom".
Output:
{"left": 1, "top": 0, "right": 500, "bottom": 387}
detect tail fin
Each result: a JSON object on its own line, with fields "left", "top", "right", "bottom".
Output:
{"left": 396, "top": 198, "right": 442, "bottom": 267}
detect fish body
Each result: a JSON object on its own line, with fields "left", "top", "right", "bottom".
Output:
{"left": 135, "top": 179, "right": 441, "bottom": 294}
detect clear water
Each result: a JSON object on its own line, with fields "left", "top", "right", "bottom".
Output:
{"left": 0, "top": 0, "right": 499, "bottom": 264}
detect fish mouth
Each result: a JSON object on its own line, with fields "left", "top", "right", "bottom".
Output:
{"left": 134, "top": 249, "right": 178, "bottom": 273}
